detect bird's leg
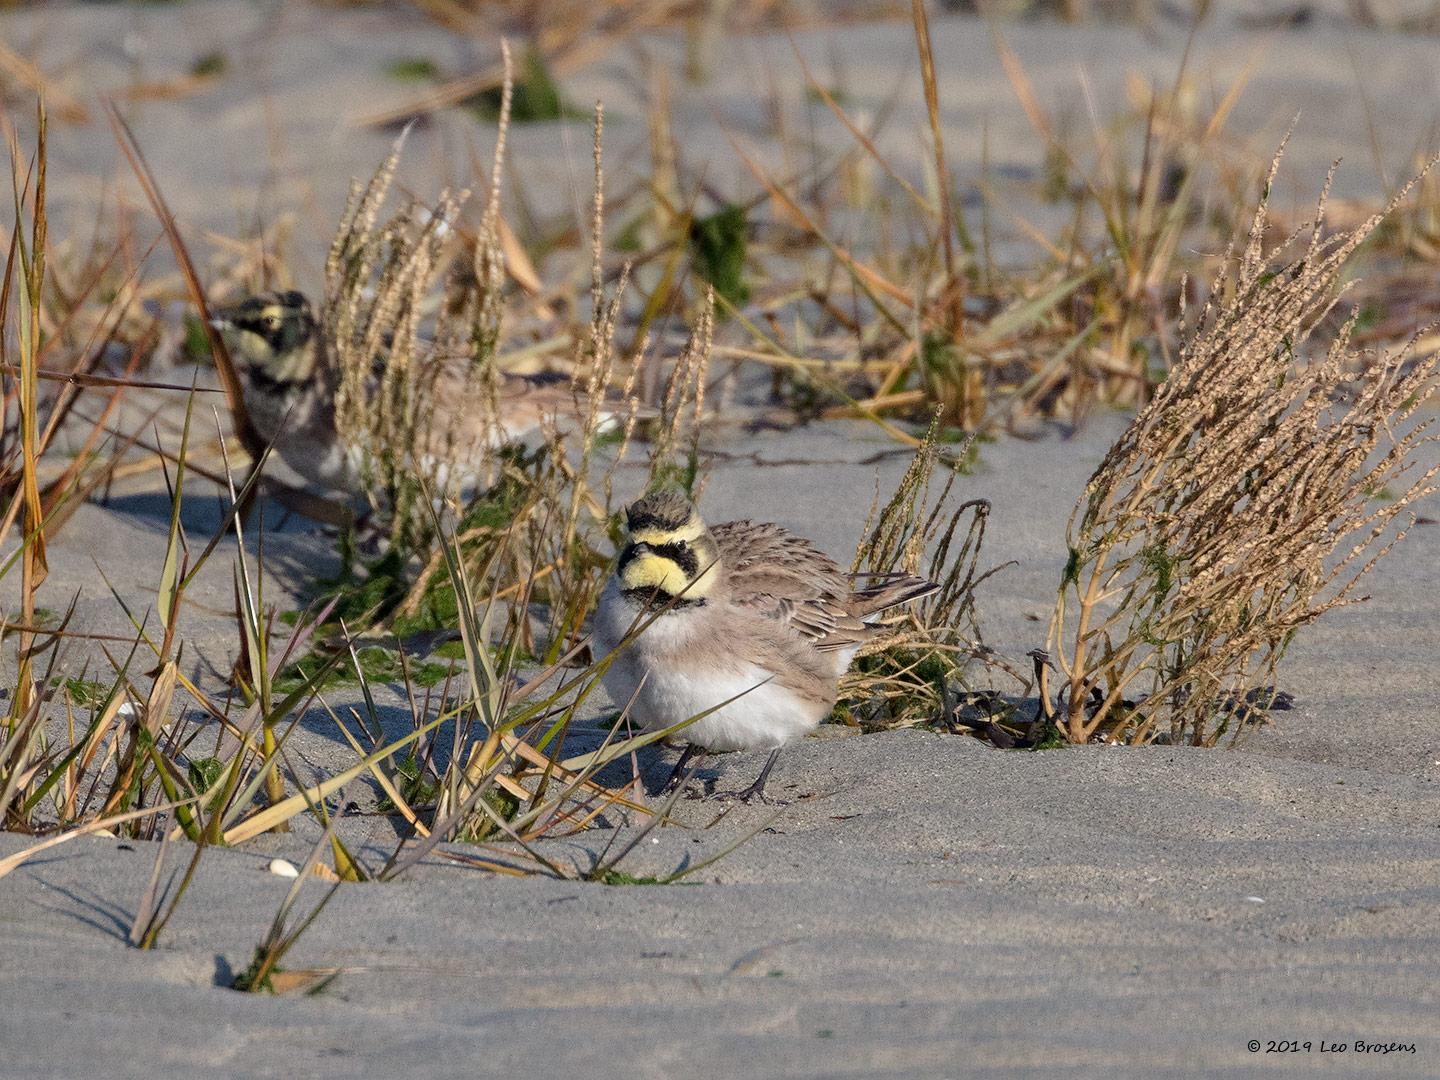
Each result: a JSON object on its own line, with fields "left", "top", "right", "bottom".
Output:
{"left": 662, "top": 744, "right": 705, "bottom": 794}
{"left": 726, "top": 748, "right": 782, "bottom": 805}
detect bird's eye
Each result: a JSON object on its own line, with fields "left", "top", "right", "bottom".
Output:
{"left": 262, "top": 315, "right": 280, "bottom": 330}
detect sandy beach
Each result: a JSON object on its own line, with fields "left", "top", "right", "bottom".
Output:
{"left": 3, "top": 412, "right": 1437, "bottom": 1077}
{"left": 2, "top": 2, "right": 1440, "bottom": 1077}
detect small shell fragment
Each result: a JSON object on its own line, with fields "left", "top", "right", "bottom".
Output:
{"left": 268, "top": 858, "right": 300, "bottom": 879}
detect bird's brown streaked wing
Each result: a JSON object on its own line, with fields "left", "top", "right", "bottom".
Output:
{"left": 714, "top": 520, "right": 876, "bottom": 650}
{"left": 715, "top": 521, "right": 848, "bottom": 600}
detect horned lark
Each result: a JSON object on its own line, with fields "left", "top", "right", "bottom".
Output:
{"left": 210, "top": 289, "right": 607, "bottom": 499}
{"left": 591, "top": 489, "right": 938, "bottom": 802}
{"left": 209, "top": 291, "right": 352, "bottom": 492}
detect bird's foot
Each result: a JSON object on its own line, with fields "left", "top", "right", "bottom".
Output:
{"left": 711, "top": 784, "right": 784, "bottom": 806}
{"left": 710, "top": 748, "right": 784, "bottom": 805}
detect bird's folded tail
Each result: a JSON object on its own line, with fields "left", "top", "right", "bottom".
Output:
{"left": 846, "top": 572, "right": 940, "bottom": 622}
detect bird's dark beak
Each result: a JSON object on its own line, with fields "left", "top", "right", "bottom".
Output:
{"left": 617, "top": 540, "right": 648, "bottom": 573}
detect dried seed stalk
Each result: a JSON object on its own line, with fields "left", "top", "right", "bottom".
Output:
{"left": 842, "top": 420, "right": 999, "bottom": 728}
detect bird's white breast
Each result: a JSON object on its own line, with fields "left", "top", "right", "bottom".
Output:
{"left": 592, "top": 583, "right": 825, "bottom": 752}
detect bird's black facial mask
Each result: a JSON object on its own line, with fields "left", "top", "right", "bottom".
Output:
{"left": 218, "top": 291, "right": 316, "bottom": 380}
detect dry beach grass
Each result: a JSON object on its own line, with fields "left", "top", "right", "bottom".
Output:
{"left": 2, "top": 1, "right": 1440, "bottom": 1072}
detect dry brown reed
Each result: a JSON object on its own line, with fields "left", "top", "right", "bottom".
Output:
{"left": 0, "top": 104, "right": 173, "bottom": 756}
{"left": 713, "top": 23, "right": 1282, "bottom": 440}
{"left": 353, "top": 11, "right": 1307, "bottom": 449}
{"left": 1048, "top": 149, "right": 1440, "bottom": 746}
